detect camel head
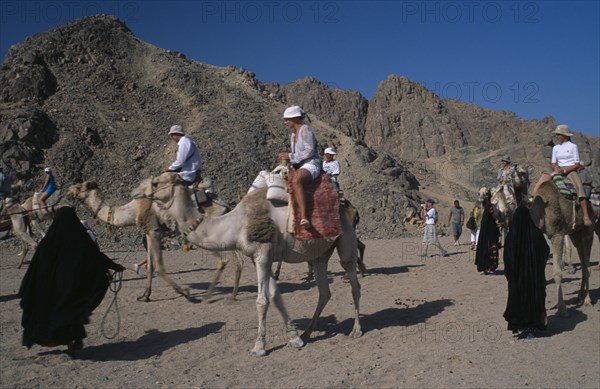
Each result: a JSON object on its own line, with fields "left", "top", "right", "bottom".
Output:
{"left": 67, "top": 181, "right": 99, "bottom": 200}
{"left": 529, "top": 195, "right": 547, "bottom": 230}
{"left": 478, "top": 187, "right": 489, "bottom": 202}
{"left": 490, "top": 187, "right": 508, "bottom": 213}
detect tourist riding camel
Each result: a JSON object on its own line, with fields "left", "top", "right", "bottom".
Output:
{"left": 278, "top": 105, "right": 321, "bottom": 229}
{"left": 164, "top": 124, "right": 202, "bottom": 186}
{"left": 533, "top": 124, "right": 592, "bottom": 226}
{"left": 37, "top": 167, "right": 56, "bottom": 215}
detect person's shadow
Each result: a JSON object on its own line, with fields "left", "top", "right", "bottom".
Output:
{"left": 70, "top": 322, "right": 225, "bottom": 361}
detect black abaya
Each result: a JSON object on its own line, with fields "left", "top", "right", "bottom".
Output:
{"left": 475, "top": 198, "right": 500, "bottom": 273}
{"left": 19, "top": 207, "right": 124, "bottom": 348}
{"left": 503, "top": 206, "right": 550, "bottom": 333}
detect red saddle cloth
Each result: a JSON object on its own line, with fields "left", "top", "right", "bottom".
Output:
{"left": 288, "top": 169, "right": 341, "bottom": 241}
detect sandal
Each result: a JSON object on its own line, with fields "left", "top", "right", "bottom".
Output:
{"left": 300, "top": 219, "right": 311, "bottom": 228}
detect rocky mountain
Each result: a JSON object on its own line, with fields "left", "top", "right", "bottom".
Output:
{"left": 1, "top": 15, "right": 598, "bottom": 245}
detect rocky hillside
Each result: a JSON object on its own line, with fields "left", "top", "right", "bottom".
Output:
{"left": 1, "top": 15, "right": 598, "bottom": 245}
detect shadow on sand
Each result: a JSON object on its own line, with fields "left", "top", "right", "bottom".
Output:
{"left": 66, "top": 322, "right": 226, "bottom": 361}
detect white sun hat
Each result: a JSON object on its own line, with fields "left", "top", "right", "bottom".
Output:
{"left": 282, "top": 106, "right": 305, "bottom": 119}
{"left": 324, "top": 147, "right": 336, "bottom": 155}
{"left": 168, "top": 125, "right": 185, "bottom": 135}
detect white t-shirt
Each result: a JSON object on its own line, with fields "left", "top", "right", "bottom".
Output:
{"left": 323, "top": 159, "right": 340, "bottom": 176}
{"left": 168, "top": 136, "right": 203, "bottom": 183}
{"left": 425, "top": 207, "right": 437, "bottom": 225}
{"left": 551, "top": 141, "right": 580, "bottom": 167}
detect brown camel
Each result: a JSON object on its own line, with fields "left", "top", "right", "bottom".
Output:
{"left": 529, "top": 181, "right": 595, "bottom": 317}
{"left": 133, "top": 172, "right": 362, "bottom": 356}
{"left": 67, "top": 181, "right": 242, "bottom": 301}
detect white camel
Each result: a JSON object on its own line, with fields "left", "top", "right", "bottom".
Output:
{"left": 67, "top": 181, "right": 243, "bottom": 301}
{"left": 133, "top": 172, "right": 362, "bottom": 356}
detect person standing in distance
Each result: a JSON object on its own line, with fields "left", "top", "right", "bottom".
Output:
{"left": 420, "top": 199, "right": 448, "bottom": 257}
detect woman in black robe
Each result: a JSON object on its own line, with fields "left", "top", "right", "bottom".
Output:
{"left": 475, "top": 196, "right": 501, "bottom": 274}
{"left": 503, "top": 206, "right": 550, "bottom": 338}
{"left": 19, "top": 206, "right": 125, "bottom": 354}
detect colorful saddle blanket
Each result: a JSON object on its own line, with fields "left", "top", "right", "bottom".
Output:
{"left": 551, "top": 173, "right": 576, "bottom": 201}
{"left": 287, "top": 169, "right": 341, "bottom": 241}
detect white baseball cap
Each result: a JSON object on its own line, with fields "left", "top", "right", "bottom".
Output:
{"left": 44, "top": 167, "right": 52, "bottom": 173}
{"left": 168, "top": 125, "right": 185, "bottom": 135}
{"left": 282, "top": 106, "right": 305, "bottom": 119}
{"left": 324, "top": 147, "right": 336, "bottom": 155}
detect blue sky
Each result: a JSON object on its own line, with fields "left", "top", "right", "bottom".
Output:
{"left": 1, "top": 0, "right": 599, "bottom": 136}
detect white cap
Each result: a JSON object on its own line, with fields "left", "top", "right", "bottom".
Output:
{"left": 44, "top": 167, "right": 52, "bottom": 173}
{"left": 324, "top": 147, "right": 336, "bottom": 155}
{"left": 168, "top": 125, "right": 185, "bottom": 135}
{"left": 282, "top": 106, "right": 305, "bottom": 119}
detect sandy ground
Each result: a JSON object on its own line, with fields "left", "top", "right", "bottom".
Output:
{"left": 0, "top": 234, "right": 598, "bottom": 389}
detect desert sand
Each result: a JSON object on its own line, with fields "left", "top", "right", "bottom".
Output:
{"left": 0, "top": 234, "right": 598, "bottom": 388}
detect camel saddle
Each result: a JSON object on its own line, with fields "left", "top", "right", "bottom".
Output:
{"left": 551, "top": 173, "right": 577, "bottom": 201}
{"left": 287, "top": 169, "right": 341, "bottom": 241}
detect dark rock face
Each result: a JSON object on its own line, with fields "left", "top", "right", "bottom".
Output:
{"left": 264, "top": 77, "right": 369, "bottom": 142}
{"left": 0, "top": 15, "right": 598, "bottom": 244}
{"left": 0, "top": 57, "right": 57, "bottom": 102}
{"left": 364, "top": 75, "right": 466, "bottom": 160}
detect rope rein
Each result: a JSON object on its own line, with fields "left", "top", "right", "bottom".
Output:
{"left": 100, "top": 269, "right": 123, "bottom": 339}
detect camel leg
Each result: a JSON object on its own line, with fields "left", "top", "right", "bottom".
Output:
{"left": 152, "top": 236, "right": 190, "bottom": 301}
{"left": 267, "top": 263, "right": 303, "bottom": 349}
{"left": 338, "top": 240, "right": 362, "bottom": 338}
{"left": 138, "top": 234, "right": 155, "bottom": 302}
{"left": 302, "top": 256, "right": 332, "bottom": 340}
{"left": 250, "top": 249, "right": 272, "bottom": 357}
{"left": 357, "top": 239, "right": 367, "bottom": 276}
{"left": 550, "top": 235, "right": 568, "bottom": 317}
{"left": 138, "top": 231, "right": 190, "bottom": 302}
{"left": 230, "top": 252, "right": 244, "bottom": 301}
{"left": 571, "top": 231, "right": 592, "bottom": 306}
{"left": 12, "top": 215, "right": 37, "bottom": 269}
{"left": 206, "top": 253, "right": 228, "bottom": 298}
{"left": 273, "top": 259, "right": 283, "bottom": 281}
{"left": 250, "top": 247, "right": 302, "bottom": 357}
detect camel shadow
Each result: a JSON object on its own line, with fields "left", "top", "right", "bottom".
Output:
{"left": 282, "top": 298, "right": 454, "bottom": 347}
{"left": 544, "top": 310, "right": 588, "bottom": 336}
{"left": 277, "top": 280, "right": 328, "bottom": 294}
{"left": 359, "top": 299, "right": 455, "bottom": 331}
{"left": 362, "top": 264, "right": 424, "bottom": 276}
{"left": 565, "top": 287, "right": 599, "bottom": 306}
{"left": 71, "top": 323, "right": 225, "bottom": 361}
{"left": 187, "top": 281, "right": 256, "bottom": 294}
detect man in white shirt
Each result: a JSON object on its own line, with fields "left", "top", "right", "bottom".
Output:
{"left": 420, "top": 199, "right": 448, "bottom": 257}
{"left": 322, "top": 147, "right": 341, "bottom": 190}
{"left": 164, "top": 125, "right": 202, "bottom": 185}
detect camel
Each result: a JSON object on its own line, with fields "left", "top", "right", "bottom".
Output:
{"left": 67, "top": 181, "right": 242, "bottom": 301}
{"left": 529, "top": 180, "right": 595, "bottom": 317}
{"left": 1, "top": 197, "right": 39, "bottom": 268}
{"left": 489, "top": 165, "right": 530, "bottom": 232}
{"left": 133, "top": 172, "right": 362, "bottom": 356}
